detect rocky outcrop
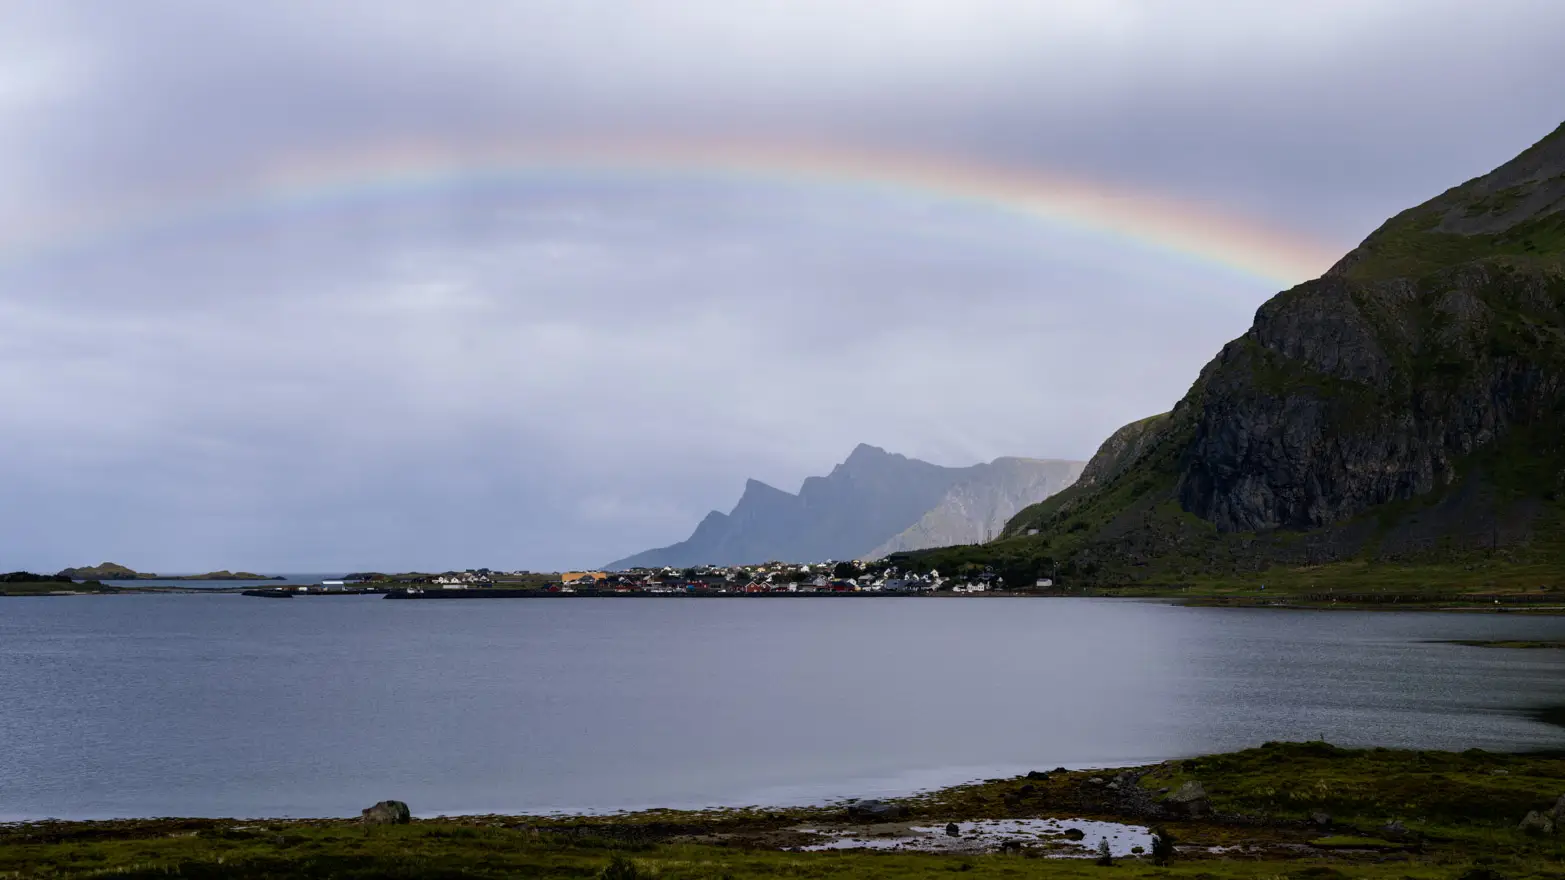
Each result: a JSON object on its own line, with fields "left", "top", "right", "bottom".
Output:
{"left": 1176, "top": 263, "right": 1565, "bottom": 533}
{"left": 1163, "top": 781, "right": 1210, "bottom": 818}
{"left": 361, "top": 800, "right": 411, "bottom": 825}
{"left": 959, "top": 120, "right": 1565, "bottom": 582}
{"left": 1519, "top": 810, "right": 1554, "bottom": 836}
{"left": 846, "top": 799, "right": 905, "bottom": 821}
{"left": 1177, "top": 122, "right": 1565, "bottom": 535}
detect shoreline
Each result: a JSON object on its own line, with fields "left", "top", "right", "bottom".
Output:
{"left": 10, "top": 585, "right": 1565, "bottom": 614}
{"left": 6, "top": 742, "right": 1564, "bottom": 877}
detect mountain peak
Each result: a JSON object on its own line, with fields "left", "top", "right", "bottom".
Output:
{"left": 738, "top": 478, "right": 790, "bottom": 503}
{"left": 845, "top": 443, "right": 890, "bottom": 462}
{"left": 606, "top": 445, "right": 1081, "bottom": 568}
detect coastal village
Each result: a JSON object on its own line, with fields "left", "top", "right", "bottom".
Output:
{"left": 2, "top": 561, "right": 1059, "bottom": 596}
{"left": 327, "top": 561, "right": 1046, "bottom": 594}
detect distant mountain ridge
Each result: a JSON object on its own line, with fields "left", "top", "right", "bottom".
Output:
{"left": 864, "top": 456, "right": 1086, "bottom": 559}
{"left": 606, "top": 445, "right": 1083, "bottom": 568}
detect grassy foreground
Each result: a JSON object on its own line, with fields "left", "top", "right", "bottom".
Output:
{"left": 5, "top": 743, "right": 1565, "bottom": 878}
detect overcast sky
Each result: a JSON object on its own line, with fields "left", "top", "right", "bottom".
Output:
{"left": 3, "top": 1, "right": 1563, "bottom": 573}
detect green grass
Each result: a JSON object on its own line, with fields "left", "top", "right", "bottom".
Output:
{"left": 0, "top": 826, "right": 1498, "bottom": 879}
{"left": 6, "top": 744, "right": 1565, "bottom": 878}
{"left": 0, "top": 581, "right": 118, "bottom": 596}
{"left": 1341, "top": 212, "right": 1565, "bottom": 282}
{"left": 1139, "top": 742, "right": 1565, "bottom": 835}
{"left": 1308, "top": 835, "right": 1402, "bottom": 848}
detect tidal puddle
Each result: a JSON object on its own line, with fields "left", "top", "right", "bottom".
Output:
{"left": 796, "top": 817, "right": 1155, "bottom": 856}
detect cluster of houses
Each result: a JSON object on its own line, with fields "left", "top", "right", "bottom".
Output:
{"left": 317, "top": 563, "right": 1056, "bottom": 594}
{"left": 551, "top": 562, "right": 1019, "bottom": 594}
{"left": 317, "top": 570, "right": 501, "bottom": 590}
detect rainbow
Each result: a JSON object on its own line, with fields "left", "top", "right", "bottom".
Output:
{"left": 0, "top": 138, "right": 1341, "bottom": 285}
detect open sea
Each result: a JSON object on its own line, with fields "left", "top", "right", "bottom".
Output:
{"left": 3, "top": 596, "right": 1564, "bottom": 820}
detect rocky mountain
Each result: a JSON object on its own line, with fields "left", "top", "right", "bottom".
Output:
{"left": 863, "top": 456, "right": 1084, "bottom": 558}
{"left": 606, "top": 445, "right": 1083, "bottom": 568}
{"left": 911, "top": 120, "right": 1565, "bottom": 587}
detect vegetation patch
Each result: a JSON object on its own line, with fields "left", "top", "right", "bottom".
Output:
{"left": 4, "top": 744, "right": 1564, "bottom": 878}
{"left": 1308, "top": 835, "right": 1402, "bottom": 848}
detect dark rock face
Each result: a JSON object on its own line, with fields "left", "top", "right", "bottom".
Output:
{"left": 361, "top": 800, "right": 411, "bottom": 825}
{"left": 990, "top": 121, "right": 1565, "bottom": 574}
{"left": 1173, "top": 122, "right": 1565, "bottom": 537}
{"left": 1176, "top": 264, "right": 1565, "bottom": 534}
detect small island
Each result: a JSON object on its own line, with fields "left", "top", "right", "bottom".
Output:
{"left": 55, "top": 563, "right": 283, "bottom": 581}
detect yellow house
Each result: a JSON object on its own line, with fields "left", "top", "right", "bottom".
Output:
{"left": 560, "top": 571, "right": 609, "bottom": 585}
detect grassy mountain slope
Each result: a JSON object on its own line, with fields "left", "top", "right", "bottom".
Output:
{"left": 904, "top": 122, "right": 1565, "bottom": 591}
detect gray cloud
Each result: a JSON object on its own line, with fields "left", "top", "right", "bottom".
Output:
{"left": 2, "top": 1, "right": 1563, "bottom": 571}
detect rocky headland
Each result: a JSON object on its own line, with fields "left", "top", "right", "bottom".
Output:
{"left": 912, "top": 121, "right": 1565, "bottom": 593}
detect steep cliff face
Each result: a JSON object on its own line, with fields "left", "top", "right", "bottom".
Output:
{"left": 1177, "top": 120, "right": 1565, "bottom": 534}
{"left": 923, "top": 121, "right": 1565, "bottom": 585}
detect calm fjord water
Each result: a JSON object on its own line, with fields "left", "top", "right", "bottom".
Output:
{"left": 3, "top": 596, "right": 1565, "bottom": 820}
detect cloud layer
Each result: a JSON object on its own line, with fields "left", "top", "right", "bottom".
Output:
{"left": 3, "top": 1, "right": 1563, "bottom": 571}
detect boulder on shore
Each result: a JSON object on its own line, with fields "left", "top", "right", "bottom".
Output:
{"left": 1519, "top": 811, "right": 1555, "bottom": 836}
{"left": 1165, "top": 780, "right": 1210, "bottom": 818}
{"left": 361, "top": 800, "right": 411, "bottom": 825}
{"left": 846, "top": 799, "right": 904, "bottom": 821}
